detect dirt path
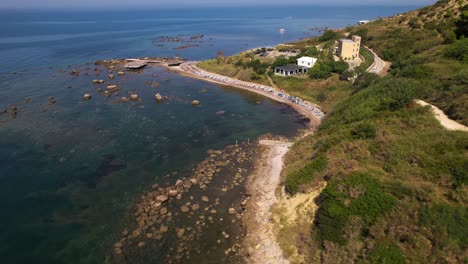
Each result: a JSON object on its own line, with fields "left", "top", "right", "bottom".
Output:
{"left": 242, "top": 140, "right": 292, "bottom": 264}
{"left": 415, "top": 100, "right": 468, "bottom": 132}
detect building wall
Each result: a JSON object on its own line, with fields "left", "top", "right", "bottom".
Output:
{"left": 337, "top": 35, "right": 361, "bottom": 60}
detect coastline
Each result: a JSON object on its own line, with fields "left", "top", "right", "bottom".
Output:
{"left": 164, "top": 61, "right": 325, "bottom": 129}
{"left": 161, "top": 60, "right": 326, "bottom": 263}
{"left": 242, "top": 140, "right": 292, "bottom": 263}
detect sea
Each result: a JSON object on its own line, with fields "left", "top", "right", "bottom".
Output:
{"left": 0, "top": 5, "right": 422, "bottom": 264}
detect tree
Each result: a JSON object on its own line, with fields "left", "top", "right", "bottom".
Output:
{"left": 455, "top": 5, "right": 468, "bottom": 38}
{"left": 309, "top": 62, "right": 332, "bottom": 79}
{"left": 319, "top": 30, "right": 341, "bottom": 42}
{"left": 271, "top": 56, "right": 289, "bottom": 68}
{"left": 303, "top": 47, "right": 319, "bottom": 57}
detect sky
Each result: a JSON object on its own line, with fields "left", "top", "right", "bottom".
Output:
{"left": 0, "top": 0, "right": 437, "bottom": 9}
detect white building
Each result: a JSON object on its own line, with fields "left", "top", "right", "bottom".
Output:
{"left": 297, "top": 56, "right": 317, "bottom": 68}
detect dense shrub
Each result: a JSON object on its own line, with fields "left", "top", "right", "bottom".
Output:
{"left": 367, "top": 243, "right": 405, "bottom": 264}
{"left": 351, "top": 122, "right": 377, "bottom": 139}
{"left": 322, "top": 78, "right": 423, "bottom": 127}
{"left": 271, "top": 57, "right": 289, "bottom": 68}
{"left": 319, "top": 30, "right": 342, "bottom": 42}
{"left": 246, "top": 59, "right": 269, "bottom": 74}
{"left": 315, "top": 175, "right": 397, "bottom": 244}
{"left": 399, "top": 65, "right": 434, "bottom": 79}
{"left": 419, "top": 204, "right": 467, "bottom": 247}
{"left": 285, "top": 156, "right": 327, "bottom": 194}
{"left": 303, "top": 46, "right": 319, "bottom": 57}
{"left": 444, "top": 38, "right": 468, "bottom": 63}
{"left": 353, "top": 72, "right": 379, "bottom": 93}
{"left": 455, "top": 5, "right": 468, "bottom": 38}
{"left": 309, "top": 62, "right": 333, "bottom": 79}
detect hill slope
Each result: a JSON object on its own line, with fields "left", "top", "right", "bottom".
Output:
{"left": 278, "top": 0, "right": 468, "bottom": 263}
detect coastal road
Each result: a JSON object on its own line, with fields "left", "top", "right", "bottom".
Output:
{"left": 363, "top": 46, "right": 390, "bottom": 76}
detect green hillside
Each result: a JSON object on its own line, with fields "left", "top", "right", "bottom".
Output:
{"left": 279, "top": 0, "right": 468, "bottom": 263}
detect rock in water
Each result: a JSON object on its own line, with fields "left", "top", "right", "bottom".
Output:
{"left": 109, "top": 74, "right": 114, "bottom": 80}
{"left": 155, "top": 93, "right": 164, "bottom": 102}
{"left": 176, "top": 228, "right": 185, "bottom": 238}
{"left": 191, "top": 100, "right": 201, "bottom": 106}
{"left": 130, "top": 94, "right": 139, "bottom": 101}
{"left": 121, "top": 97, "right": 129, "bottom": 103}
{"left": 83, "top": 94, "right": 91, "bottom": 101}
{"left": 117, "top": 71, "right": 125, "bottom": 75}
{"left": 48, "top": 96, "right": 56, "bottom": 105}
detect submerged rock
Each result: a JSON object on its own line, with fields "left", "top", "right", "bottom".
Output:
{"left": 156, "top": 195, "right": 168, "bottom": 203}
{"left": 191, "top": 100, "right": 201, "bottom": 106}
{"left": 180, "top": 205, "right": 189, "bottom": 213}
{"left": 155, "top": 93, "right": 164, "bottom": 102}
{"left": 48, "top": 96, "right": 56, "bottom": 105}
{"left": 130, "top": 94, "right": 139, "bottom": 100}
{"left": 176, "top": 228, "right": 185, "bottom": 238}
{"left": 83, "top": 94, "right": 91, "bottom": 101}
{"left": 168, "top": 189, "right": 178, "bottom": 197}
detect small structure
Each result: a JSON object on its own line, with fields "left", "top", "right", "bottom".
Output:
{"left": 337, "top": 35, "right": 361, "bottom": 61}
{"left": 167, "top": 60, "right": 183, "bottom": 67}
{"left": 124, "top": 59, "right": 147, "bottom": 69}
{"left": 297, "top": 56, "right": 317, "bottom": 68}
{"left": 358, "top": 20, "right": 370, "bottom": 25}
{"left": 274, "top": 64, "right": 309, "bottom": 76}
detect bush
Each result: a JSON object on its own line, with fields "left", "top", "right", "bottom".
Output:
{"left": 309, "top": 62, "right": 333, "bottom": 79}
{"left": 367, "top": 243, "right": 405, "bottom": 264}
{"left": 353, "top": 72, "right": 379, "bottom": 93}
{"left": 285, "top": 156, "right": 327, "bottom": 194}
{"left": 271, "top": 56, "right": 289, "bottom": 68}
{"left": 444, "top": 38, "right": 468, "bottom": 63}
{"left": 315, "top": 175, "right": 397, "bottom": 244}
{"left": 330, "top": 60, "right": 349, "bottom": 74}
{"left": 319, "top": 30, "right": 341, "bottom": 42}
{"left": 303, "top": 46, "right": 319, "bottom": 57}
{"left": 455, "top": 5, "right": 468, "bottom": 38}
{"left": 351, "top": 122, "right": 377, "bottom": 139}
{"left": 322, "top": 78, "right": 423, "bottom": 127}
{"left": 399, "top": 65, "right": 434, "bottom": 79}
{"left": 419, "top": 204, "right": 467, "bottom": 248}
{"left": 317, "top": 92, "right": 327, "bottom": 103}
{"left": 444, "top": 31, "right": 457, "bottom": 44}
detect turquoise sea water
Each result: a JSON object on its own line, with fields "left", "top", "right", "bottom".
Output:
{"left": 0, "top": 5, "right": 423, "bottom": 263}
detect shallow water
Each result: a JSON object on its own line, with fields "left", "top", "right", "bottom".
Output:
{"left": 0, "top": 64, "right": 307, "bottom": 263}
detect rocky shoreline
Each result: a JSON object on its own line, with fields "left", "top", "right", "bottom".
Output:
{"left": 113, "top": 142, "right": 258, "bottom": 263}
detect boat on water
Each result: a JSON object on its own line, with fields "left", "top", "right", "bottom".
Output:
{"left": 279, "top": 28, "right": 286, "bottom": 34}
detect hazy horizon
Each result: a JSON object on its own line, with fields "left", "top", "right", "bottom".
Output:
{"left": 0, "top": 0, "right": 437, "bottom": 10}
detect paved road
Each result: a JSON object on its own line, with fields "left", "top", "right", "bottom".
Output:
{"left": 363, "top": 46, "right": 389, "bottom": 75}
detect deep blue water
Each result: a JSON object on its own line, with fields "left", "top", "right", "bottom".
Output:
{"left": 0, "top": 6, "right": 420, "bottom": 74}
{"left": 0, "top": 5, "right": 424, "bottom": 263}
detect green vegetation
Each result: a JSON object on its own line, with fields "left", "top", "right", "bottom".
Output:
{"left": 319, "top": 30, "right": 343, "bottom": 42}
{"left": 285, "top": 156, "right": 327, "bottom": 194}
{"left": 316, "top": 175, "right": 397, "bottom": 244}
{"left": 199, "top": 2, "right": 467, "bottom": 263}
{"left": 444, "top": 37, "right": 468, "bottom": 62}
